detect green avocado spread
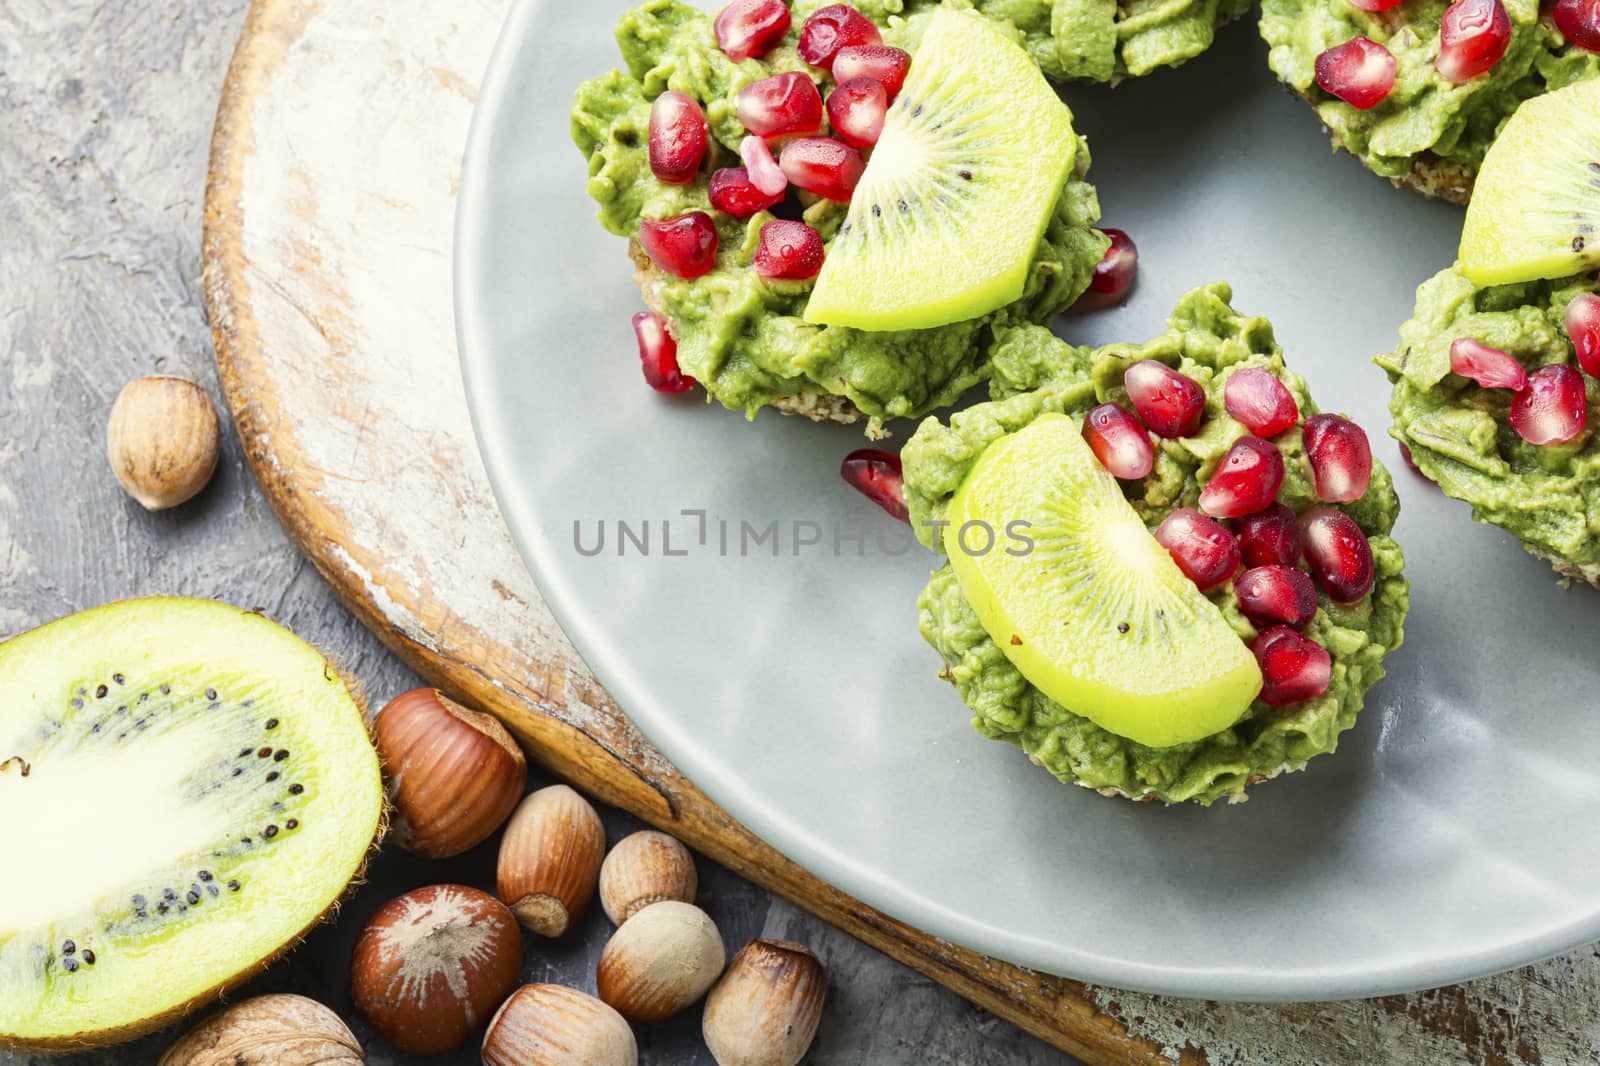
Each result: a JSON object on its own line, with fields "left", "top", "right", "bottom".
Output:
{"left": 904, "top": 283, "right": 1410, "bottom": 805}
{"left": 1378, "top": 265, "right": 1600, "bottom": 566}
{"left": 572, "top": 0, "right": 1110, "bottom": 429}
{"left": 1259, "top": 0, "right": 1600, "bottom": 181}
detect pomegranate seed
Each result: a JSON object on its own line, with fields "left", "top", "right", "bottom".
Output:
{"left": 1224, "top": 368, "right": 1300, "bottom": 437}
{"left": 1199, "top": 437, "right": 1285, "bottom": 519}
{"left": 735, "top": 72, "right": 824, "bottom": 141}
{"left": 1314, "top": 38, "right": 1396, "bottom": 109}
{"left": 1301, "top": 507, "right": 1376, "bottom": 603}
{"left": 739, "top": 135, "right": 788, "bottom": 197}
{"left": 1449, "top": 338, "right": 1527, "bottom": 389}
{"left": 827, "top": 77, "right": 887, "bottom": 149}
{"left": 715, "top": 0, "right": 792, "bottom": 62}
{"left": 648, "top": 91, "right": 708, "bottom": 185}
{"left": 798, "top": 5, "right": 881, "bottom": 71}
{"left": 841, "top": 449, "right": 907, "bottom": 522}
{"left": 1123, "top": 360, "right": 1206, "bottom": 439}
{"left": 632, "top": 312, "right": 693, "bottom": 394}
{"left": 1399, "top": 441, "right": 1421, "bottom": 473}
{"left": 1509, "top": 364, "right": 1589, "bottom": 445}
{"left": 1565, "top": 293, "right": 1600, "bottom": 376}
{"left": 1251, "top": 626, "right": 1333, "bottom": 707}
{"left": 1436, "top": 0, "right": 1511, "bottom": 84}
{"left": 1075, "top": 229, "right": 1138, "bottom": 311}
{"left": 779, "top": 137, "right": 864, "bottom": 201}
{"left": 1303, "top": 414, "right": 1373, "bottom": 504}
{"left": 1082, "top": 403, "right": 1155, "bottom": 480}
{"left": 709, "top": 167, "right": 784, "bottom": 217}
{"left": 1155, "top": 508, "right": 1241, "bottom": 592}
{"left": 753, "top": 220, "right": 825, "bottom": 280}
{"left": 1345, "top": 0, "right": 1405, "bottom": 10}
{"left": 1233, "top": 503, "right": 1303, "bottom": 568}
{"left": 1234, "top": 565, "right": 1318, "bottom": 630}
{"left": 831, "top": 45, "right": 912, "bottom": 100}
{"left": 1554, "top": 0, "right": 1600, "bottom": 51}
{"left": 637, "top": 212, "right": 719, "bottom": 279}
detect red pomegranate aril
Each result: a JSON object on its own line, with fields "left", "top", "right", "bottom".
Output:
{"left": 1399, "top": 441, "right": 1421, "bottom": 473}
{"left": 637, "top": 212, "right": 719, "bottom": 279}
{"left": 632, "top": 312, "right": 693, "bottom": 394}
{"left": 1301, "top": 506, "right": 1376, "bottom": 603}
{"left": 831, "top": 45, "right": 912, "bottom": 100}
{"left": 1123, "top": 360, "right": 1206, "bottom": 439}
{"left": 715, "top": 0, "right": 792, "bottom": 62}
{"left": 841, "top": 449, "right": 908, "bottom": 522}
{"left": 709, "top": 167, "right": 784, "bottom": 217}
{"left": 1251, "top": 627, "right": 1333, "bottom": 707}
{"left": 739, "top": 135, "right": 788, "bottom": 197}
{"left": 1314, "top": 38, "right": 1396, "bottom": 109}
{"left": 648, "top": 91, "right": 708, "bottom": 184}
{"left": 1075, "top": 229, "right": 1138, "bottom": 311}
{"left": 1436, "top": 0, "right": 1512, "bottom": 84}
{"left": 753, "top": 220, "right": 825, "bottom": 280}
{"left": 1155, "top": 508, "right": 1241, "bottom": 592}
{"left": 1554, "top": 0, "right": 1600, "bottom": 51}
{"left": 1509, "top": 364, "right": 1589, "bottom": 445}
{"left": 1449, "top": 338, "right": 1527, "bottom": 390}
{"left": 1565, "top": 293, "right": 1600, "bottom": 377}
{"left": 1233, "top": 502, "right": 1303, "bottom": 568}
{"left": 735, "top": 72, "right": 824, "bottom": 141}
{"left": 1082, "top": 403, "right": 1155, "bottom": 480}
{"left": 1224, "top": 368, "right": 1299, "bottom": 437}
{"left": 798, "top": 5, "right": 882, "bottom": 71}
{"left": 827, "top": 77, "right": 888, "bottom": 149}
{"left": 1234, "top": 565, "right": 1318, "bottom": 630}
{"left": 779, "top": 137, "right": 865, "bottom": 201}
{"left": 1199, "top": 436, "right": 1285, "bottom": 519}
{"left": 1345, "top": 0, "right": 1405, "bottom": 10}
{"left": 1302, "top": 414, "right": 1373, "bottom": 504}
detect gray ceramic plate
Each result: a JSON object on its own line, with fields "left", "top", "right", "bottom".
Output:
{"left": 457, "top": 0, "right": 1600, "bottom": 1000}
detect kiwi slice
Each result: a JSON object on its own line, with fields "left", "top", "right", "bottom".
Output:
{"left": 0, "top": 598, "right": 384, "bottom": 1051}
{"left": 804, "top": 7, "right": 1078, "bottom": 332}
{"left": 945, "top": 415, "right": 1262, "bottom": 749}
{"left": 1460, "top": 78, "right": 1600, "bottom": 287}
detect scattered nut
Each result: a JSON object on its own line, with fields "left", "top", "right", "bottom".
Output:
{"left": 702, "top": 940, "right": 826, "bottom": 1066}
{"left": 496, "top": 784, "right": 606, "bottom": 937}
{"left": 596, "top": 899, "right": 725, "bottom": 1023}
{"left": 349, "top": 884, "right": 523, "bottom": 1054}
{"left": 376, "top": 688, "right": 527, "bottom": 859}
{"left": 158, "top": 993, "right": 363, "bottom": 1065}
{"left": 600, "top": 830, "right": 698, "bottom": 925}
{"left": 481, "top": 983, "right": 637, "bottom": 1066}
{"left": 106, "top": 375, "right": 221, "bottom": 510}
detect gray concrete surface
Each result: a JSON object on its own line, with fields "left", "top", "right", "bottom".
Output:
{"left": 0, "top": 1, "right": 1074, "bottom": 1062}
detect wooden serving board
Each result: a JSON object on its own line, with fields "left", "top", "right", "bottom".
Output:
{"left": 201, "top": 1, "right": 1600, "bottom": 1062}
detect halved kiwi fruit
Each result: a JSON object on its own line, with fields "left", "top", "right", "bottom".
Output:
{"left": 0, "top": 598, "right": 384, "bottom": 1052}
{"left": 945, "top": 414, "right": 1262, "bottom": 749}
{"left": 804, "top": 7, "right": 1079, "bottom": 331}
{"left": 1460, "top": 78, "right": 1600, "bottom": 287}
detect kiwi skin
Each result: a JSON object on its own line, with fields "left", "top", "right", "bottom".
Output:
{"left": 0, "top": 598, "right": 391, "bottom": 1055}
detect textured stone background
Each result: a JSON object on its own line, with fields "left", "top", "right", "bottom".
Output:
{"left": 0, "top": 0, "right": 1072, "bottom": 1062}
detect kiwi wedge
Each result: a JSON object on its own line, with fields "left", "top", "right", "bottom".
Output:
{"left": 1460, "top": 78, "right": 1600, "bottom": 287}
{"left": 0, "top": 598, "right": 384, "bottom": 1052}
{"left": 804, "top": 7, "right": 1079, "bottom": 332}
{"left": 945, "top": 414, "right": 1263, "bottom": 749}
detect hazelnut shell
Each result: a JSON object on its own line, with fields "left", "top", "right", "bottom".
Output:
{"left": 702, "top": 940, "right": 826, "bottom": 1066}
{"left": 158, "top": 994, "right": 363, "bottom": 1066}
{"left": 496, "top": 785, "right": 605, "bottom": 937}
{"left": 106, "top": 376, "right": 221, "bottom": 510}
{"left": 599, "top": 830, "right": 698, "bottom": 925}
{"left": 481, "top": 983, "right": 637, "bottom": 1066}
{"left": 596, "top": 900, "right": 725, "bottom": 1023}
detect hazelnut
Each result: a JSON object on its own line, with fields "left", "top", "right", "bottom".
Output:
{"left": 481, "top": 984, "right": 637, "bottom": 1066}
{"left": 158, "top": 994, "right": 363, "bottom": 1065}
{"left": 375, "top": 688, "right": 527, "bottom": 859}
{"left": 702, "top": 940, "right": 826, "bottom": 1066}
{"left": 349, "top": 884, "right": 523, "bottom": 1054}
{"left": 600, "top": 830, "right": 698, "bottom": 925}
{"left": 496, "top": 784, "right": 605, "bottom": 937}
{"left": 106, "top": 375, "right": 221, "bottom": 510}
{"left": 596, "top": 900, "right": 725, "bottom": 1023}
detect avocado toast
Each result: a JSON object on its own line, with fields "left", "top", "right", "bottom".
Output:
{"left": 905, "top": 284, "right": 1409, "bottom": 805}
{"left": 572, "top": 1, "right": 1109, "bottom": 435}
